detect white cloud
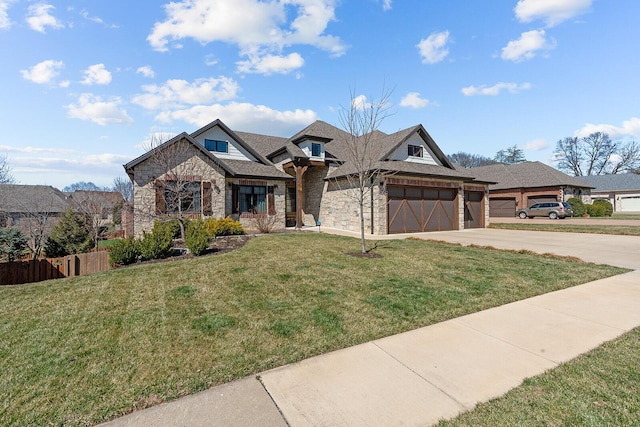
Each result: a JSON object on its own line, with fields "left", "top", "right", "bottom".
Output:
{"left": 132, "top": 77, "right": 240, "bottom": 110}
{"left": 155, "top": 102, "right": 317, "bottom": 136}
{"left": 20, "top": 59, "right": 64, "bottom": 84}
{"left": 26, "top": 3, "right": 64, "bottom": 33}
{"left": 399, "top": 92, "right": 430, "bottom": 108}
{"left": 575, "top": 117, "right": 640, "bottom": 139}
{"left": 515, "top": 0, "right": 591, "bottom": 27}
{"left": 66, "top": 93, "right": 134, "bottom": 125}
{"left": 461, "top": 82, "right": 532, "bottom": 96}
{"left": 0, "top": 0, "right": 16, "bottom": 29}
{"left": 0, "top": 145, "right": 74, "bottom": 154}
{"left": 80, "top": 9, "right": 103, "bottom": 24}
{"left": 147, "top": 0, "right": 345, "bottom": 75}
{"left": 136, "top": 66, "right": 155, "bottom": 78}
{"left": 81, "top": 64, "right": 112, "bottom": 85}
{"left": 417, "top": 31, "right": 450, "bottom": 64}
{"left": 382, "top": 0, "right": 392, "bottom": 11}
{"left": 351, "top": 94, "right": 371, "bottom": 110}
{"left": 522, "top": 138, "right": 548, "bottom": 151}
{"left": 501, "top": 30, "right": 555, "bottom": 62}
{"left": 237, "top": 52, "right": 305, "bottom": 74}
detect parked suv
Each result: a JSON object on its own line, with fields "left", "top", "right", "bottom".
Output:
{"left": 517, "top": 202, "right": 573, "bottom": 219}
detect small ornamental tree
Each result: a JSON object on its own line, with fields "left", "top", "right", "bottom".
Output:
{"left": 592, "top": 199, "right": 613, "bottom": 216}
{"left": 0, "top": 228, "right": 28, "bottom": 262}
{"left": 44, "top": 208, "right": 93, "bottom": 257}
{"left": 566, "top": 197, "right": 586, "bottom": 217}
{"left": 185, "top": 220, "right": 209, "bottom": 255}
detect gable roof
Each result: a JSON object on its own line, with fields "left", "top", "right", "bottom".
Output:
{"left": 124, "top": 132, "right": 292, "bottom": 181}
{"left": 576, "top": 173, "right": 640, "bottom": 192}
{"left": 189, "top": 119, "right": 272, "bottom": 165}
{"left": 469, "top": 162, "right": 594, "bottom": 190}
{"left": 0, "top": 184, "right": 69, "bottom": 213}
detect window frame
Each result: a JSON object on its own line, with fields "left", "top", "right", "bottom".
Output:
{"left": 204, "top": 139, "right": 229, "bottom": 153}
{"left": 311, "top": 142, "right": 322, "bottom": 157}
{"left": 407, "top": 144, "right": 423, "bottom": 158}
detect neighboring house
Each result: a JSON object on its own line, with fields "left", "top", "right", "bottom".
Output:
{"left": 67, "top": 190, "right": 125, "bottom": 227}
{"left": 576, "top": 173, "right": 640, "bottom": 212}
{"left": 468, "top": 162, "right": 593, "bottom": 217}
{"left": 0, "top": 184, "right": 70, "bottom": 250}
{"left": 124, "top": 118, "right": 492, "bottom": 236}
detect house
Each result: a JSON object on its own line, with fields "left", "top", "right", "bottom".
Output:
{"left": 0, "top": 184, "right": 70, "bottom": 250}
{"left": 67, "top": 190, "right": 126, "bottom": 228}
{"left": 468, "top": 162, "right": 593, "bottom": 217}
{"left": 576, "top": 173, "right": 640, "bottom": 212}
{"left": 124, "top": 119, "right": 492, "bottom": 236}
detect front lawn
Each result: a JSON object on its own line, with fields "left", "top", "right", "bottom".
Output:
{"left": 0, "top": 233, "right": 627, "bottom": 426}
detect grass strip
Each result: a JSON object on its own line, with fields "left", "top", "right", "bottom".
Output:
{"left": 489, "top": 223, "right": 640, "bottom": 236}
{"left": 438, "top": 326, "right": 640, "bottom": 426}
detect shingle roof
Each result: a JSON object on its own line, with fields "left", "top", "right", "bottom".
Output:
{"left": 221, "top": 159, "right": 293, "bottom": 180}
{"left": 469, "top": 162, "right": 594, "bottom": 190}
{"left": 68, "top": 190, "right": 124, "bottom": 210}
{"left": 576, "top": 173, "right": 640, "bottom": 191}
{"left": 327, "top": 160, "right": 481, "bottom": 181}
{"left": 0, "top": 184, "right": 69, "bottom": 213}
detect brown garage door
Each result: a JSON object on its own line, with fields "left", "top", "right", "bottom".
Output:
{"left": 388, "top": 186, "right": 458, "bottom": 233}
{"left": 464, "top": 191, "right": 484, "bottom": 228}
{"left": 527, "top": 195, "right": 557, "bottom": 207}
{"left": 490, "top": 198, "right": 516, "bottom": 217}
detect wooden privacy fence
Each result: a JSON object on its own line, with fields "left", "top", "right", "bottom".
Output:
{"left": 0, "top": 250, "right": 111, "bottom": 285}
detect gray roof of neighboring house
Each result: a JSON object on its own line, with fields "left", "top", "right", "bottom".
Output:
{"left": 468, "top": 162, "right": 594, "bottom": 191}
{"left": 0, "top": 184, "right": 70, "bottom": 213}
{"left": 575, "top": 173, "right": 640, "bottom": 192}
{"left": 68, "top": 190, "right": 124, "bottom": 210}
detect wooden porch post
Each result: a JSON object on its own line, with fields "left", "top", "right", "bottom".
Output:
{"left": 296, "top": 164, "right": 308, "bottom": 229}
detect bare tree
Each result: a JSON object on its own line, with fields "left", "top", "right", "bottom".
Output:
{"left": 448, "top": 152, "right": 496, "bottom": 168}
{"left": 69, "top": 190, "right": 123, "bottom": 249}
{"left": 335, "top": 86, "right": 393, "bottom": 254}
{"left": 112, "top": 176, "right": 133, "bottom": 202}
{"left": 494, "top": 145, "right": 526, "bottom": 165}
{"left": 0, "top": 154, "right": 14, "bottom": 184}
{"left": 137, "top": 134, "right": 214, "bottom": 239}
{"left": 554, "top": 132, "right": 640, "bottom": 176}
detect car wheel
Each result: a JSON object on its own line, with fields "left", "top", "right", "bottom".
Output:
{"left": 549, "top": 212, "right": 558, "bottom": 219}
{"left": 518, "top": 212, "right": 527, "bottom": 219}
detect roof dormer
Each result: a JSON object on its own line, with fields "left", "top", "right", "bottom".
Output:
{"left": 291, "top": 134, "right": 332, "bottom": 161}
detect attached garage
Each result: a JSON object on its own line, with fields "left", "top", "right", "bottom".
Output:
{"left": 527, "top": 195, "right": 557, "bottom": 207}
{"left": 621, "top": 196, "right": 640, "bottom": 212}
{"left": 489, "top": 198, "right": 516, "bottom": 217}
{"left": 387, "top": 186, "right": 458, "bottom": 233}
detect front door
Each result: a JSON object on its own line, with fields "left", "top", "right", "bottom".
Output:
{"left": 285, "top": 185, "right": 296, "bottom": 227}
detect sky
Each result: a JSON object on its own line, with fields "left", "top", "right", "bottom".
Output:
{"left": 1, "top": 0, "right": 639, "bottom": 189}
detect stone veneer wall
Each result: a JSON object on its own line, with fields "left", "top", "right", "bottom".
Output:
{"left": 131, "top": 140, "right": 226, "bottom": 237}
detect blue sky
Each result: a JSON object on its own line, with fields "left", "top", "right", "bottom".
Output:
{"left": 1, "top": 0, "right": 639, "bottom": 189}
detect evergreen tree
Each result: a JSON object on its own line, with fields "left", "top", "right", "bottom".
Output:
{"left": 0, "top": 228, "right": 28, "bottom": 261}
{"left": 44, "top": 208, "right": 93, "bottom": 257}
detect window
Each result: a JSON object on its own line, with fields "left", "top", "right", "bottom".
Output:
{"left": 311, "top": 143, "right": 322, "bottom": 157}
{"left": 408, "top": 144, "right": 423, "bottom": 157}
{"left": 164, "top": 181, "right": 201, "bottom": 214}
{"left": 204, "top": 139, "right": 228, "bottom": 153}
{"left": 236, "top": 185, "right": 266, "bottom": 214}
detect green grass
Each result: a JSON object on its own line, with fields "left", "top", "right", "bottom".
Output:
{"left": 98, "top": 238, "right": 121, "bottom": 248}
{"left": 490, "top": 222, "right": 640, "bottom": 236}
{"left": 0, "top": 233, "right": 628, "bottom": 426}
{"left": 439, "top": 326, "right": 640, "bottom": 426}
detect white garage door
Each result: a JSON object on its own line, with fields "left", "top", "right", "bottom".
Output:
{"left": 621, "top": 196, "right": 640, "bottom": 211}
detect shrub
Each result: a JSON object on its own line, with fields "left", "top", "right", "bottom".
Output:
{"left": 585, "top": 203, "right": 606, "bottom": 217}
{"left": 138, "top": 227, "right": 173, "bottom": 261}
{"left": 251, "top": 213, "right": 279, "bottom": 233}
{"left": 204, "top": 217, "right": 244, "bottom": 237}
{"left": 45, "top": 208, "right": 93, "bottom": 257}
{"left": 0, "top": 228, "right": 29, "bottom": 262}
{"left": 593, "top": 199, "right": 613, "bottom": 216}
{"left": 108, "top": 237, "right": 140, "bottom": 266}
{"left": 185, "top": 220, "right": 210, "bottom": 256}
{"left": 566, "top": 197, "right": 586, "bottom": 217}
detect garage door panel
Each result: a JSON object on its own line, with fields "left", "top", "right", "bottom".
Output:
{"left": 621, "top": 197, "right": 640, "bottom": 211}
{"left": 490, "top": 198, "right": 516, "bottom": 218}
{"left": 388, "top": 186, "right": 457, "bottom": 234}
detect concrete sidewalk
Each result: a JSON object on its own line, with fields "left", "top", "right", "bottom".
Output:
{"left": 103, "top": 229, "right": 640, "bottom": 427}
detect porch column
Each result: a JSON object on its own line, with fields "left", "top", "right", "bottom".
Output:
{"left": 295, "top": 164, "right": 308, "bottom": 229}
